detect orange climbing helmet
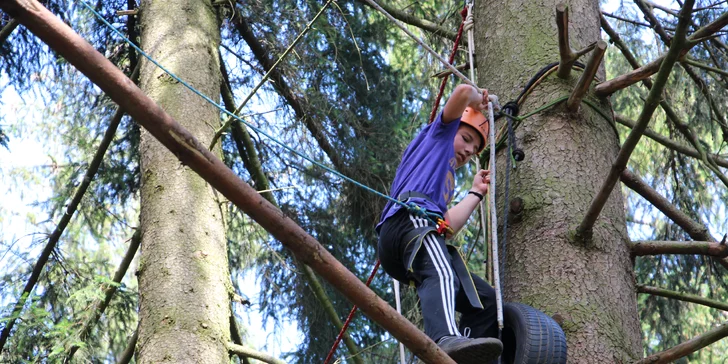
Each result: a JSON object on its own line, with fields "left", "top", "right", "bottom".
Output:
{"left": 460, "top": 107, "right": 489, "bottom": 153}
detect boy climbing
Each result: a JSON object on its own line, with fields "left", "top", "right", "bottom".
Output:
{"left": 377, "top": 84, "right": 502, "bottom": 363}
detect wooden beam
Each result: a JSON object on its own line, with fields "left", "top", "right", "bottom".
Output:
{"left": 0, "top": 1, "right": 453, "bottom": 362}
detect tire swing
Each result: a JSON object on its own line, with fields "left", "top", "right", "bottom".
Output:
{"left": 500, "top": 302, "right": 568, "bottom": 364}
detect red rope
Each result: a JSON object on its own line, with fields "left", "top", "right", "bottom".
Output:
{"left": 323, "top": 260, "right": 381, "bottom": 364}
{"left": 428, "top": 7, "right": 469, "bottom": 124}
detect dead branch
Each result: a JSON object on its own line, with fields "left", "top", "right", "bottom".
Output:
{"left": 115, "top": 9, "right": 137, "bottom": 16}
{"left": 354, "top": 0, "right": 459, "bottom": 42}
{"left": 116, "top": 327, "right": 138, "bottom": 364}
{"left": 556, "top": 3, "right": 575, "bottom": 79}
{"left": 635, "top": 321, "right": 728, "bottom": 363}
{"left": 567, "top": 40, "right": 607, "bottom": 111}
{"left": 620, "top": 169, "right": 728, "bottom": 270}
{"left": 595, "top": 10, "right": 728, "bottom": 96}
{"left": 636, "top": 284, "right": 728, "bottom": 311}
{"left": 575, "top": 1, "right": 695, "bottom": 240}
{"left": 681, "top": 56, "right": 728, "bottom": 78}
{"left": 601, "top": 11, "right": 651, "bottom": 27}
{"left": 0, "top": 18, "right": 19, "bottom": 47}
{"left": 631, "top": 240, "right": 728, "bottom": 257}
{"left": 614, "top": 114, "right": 728, "bottom": 168}
{"left": 226, "top": 343, "right": 286, "bottom": 364}
{"left": 636, "top": 0, "right": 674, "bottom": 45}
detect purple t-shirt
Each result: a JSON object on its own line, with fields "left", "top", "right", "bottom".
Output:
{"left": 376, "top": 111, "right": 460, "bottom": 232}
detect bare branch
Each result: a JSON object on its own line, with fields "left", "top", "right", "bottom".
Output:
{"left": 226, "top": 343, "right": 286, "bottom": 364}
{"left": 575, "top": 1, "right": 695, "bottom": 240}
{"left": 681, "top": 57, "right": 728, "bottom": 78}
{"left": 0, "top": 18, "right": 19, "bottom": 47}
{"left": 595, "top": 10, "right": 728, "bottom": 96}
{"left": 556, "top": 3, "right": 575, "bottom": 79}
{"left": 636, "top": 284, "right": 728, "bottom": 311}
{"left": 601, "top": 11, "right": 651, "bottom": 27}
{"left": 115, "top": 9, "right": 137, "bottom": 16}
{"left": 116, "top": 327, "right": 138, "bottom": 364}
{"left": 644, "top": 0, "right": 679, "bottom": 16}
{"left": 567, "top": 40, "right": 607, "bottom": 111}
{"left": 635, "top": 322, "right": 728, "bottom": 364}
{"left": 614, "top": 114, "right": 728, "bottom": 168}
{"left": 631, "top": 240, "right": 728, "bottom": 257}
{"left": 620, "top": 169, "right": 728, "bottom": 270}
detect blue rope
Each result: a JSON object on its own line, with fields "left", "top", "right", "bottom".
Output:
{"left": 77, "top": 0, "right": 442, "bottom": 223}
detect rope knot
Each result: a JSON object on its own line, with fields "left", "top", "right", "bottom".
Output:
{"left": 406, "top": 202, "right": 429, "bottom": 219}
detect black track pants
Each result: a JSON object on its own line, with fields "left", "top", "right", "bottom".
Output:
{"left": 378, "top": 208, "right": 498, "bottom": 342}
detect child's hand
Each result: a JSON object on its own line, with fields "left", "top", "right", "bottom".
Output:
{"left": 469, "top": 88, "right": 490, "bottom": 112}
{"left": 471, "top": 169, "right": 490, "bottom": 195}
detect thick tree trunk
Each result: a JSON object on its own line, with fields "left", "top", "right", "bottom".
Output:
{"left": 474, "top": 0, "right": 642, "bottom": 362}
{"left": 137, "top": 0, "right": 230, "bottom": 362}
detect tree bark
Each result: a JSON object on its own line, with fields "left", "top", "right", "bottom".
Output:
{"left": 475, "top": 1, "right": 642, "bottom": 361}
{"left": 137, "top": 0, "right": 230, "bottom": 362}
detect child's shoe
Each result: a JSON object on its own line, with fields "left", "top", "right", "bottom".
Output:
{"left": 436, "top": 335, "right": 502, "bottom": 363}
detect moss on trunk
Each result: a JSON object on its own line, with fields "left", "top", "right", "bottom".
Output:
{"left": 136, "top": 0, "right": 230, "bottom": 363}
{"left": 475, "top": 0, "right": 642, "bottom": 362}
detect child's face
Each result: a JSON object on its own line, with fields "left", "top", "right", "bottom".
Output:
{"left": 453, "top": 125, "right": 482, "bottom": 169}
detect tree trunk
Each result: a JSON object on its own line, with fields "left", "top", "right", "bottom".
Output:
{"left": 137, "top": 0, "right": 230, "bottom": 362}
{"left": 474, "top": 0, "right": 642, "bottom": 362}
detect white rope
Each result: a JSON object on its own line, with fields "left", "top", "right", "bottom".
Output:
{"left": 393, "top": 279, "right": 406, "bottom": 364}
{"left": 465, "top": 1, "right": 505, "bottom": 331}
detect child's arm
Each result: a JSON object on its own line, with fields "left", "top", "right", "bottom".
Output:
{"left": 442, "top": 84, "right": 489, "bottom": 124}
{"left": 443, "top": 169, "right": 490, "bottom": 236}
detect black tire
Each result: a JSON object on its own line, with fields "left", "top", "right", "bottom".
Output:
{"left": 501, "top": 302, "right": 567, "bottom": 364}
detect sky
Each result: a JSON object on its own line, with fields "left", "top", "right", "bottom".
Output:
{"left": 0, "top": 0, "right": 722, "bottom": 361}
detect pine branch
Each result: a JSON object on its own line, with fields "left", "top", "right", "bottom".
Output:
{"left": 116, "top": 326, "right": 138, "bottom": 364}
{"left": 614, "top": 114, "right": 728, "bottom": 168}
{"left": 354, "top": 0, "right": 459, "bottom": 42}
{"left": 635, "top": 321, "right": 728, "bottom": 363}
{"left": 620, "top": 169, "right": 728, "bottom": 270}
{"left": 636, "top": 284, "right": 728, "bottom": 311}
{"left": 679, "top": 63, "right": 728, "bottom": 138}
{"left": 232, "top": 12, "right": 345, "bottom": 172}
{"left": 226, "top": 342, "right": 286, "bottom": 364}
{"left": 0, "top": 72, "right": 136, "bottom": 350}
{"left": 630, "top": 240, "right": 728, "bottom": 257}
{"left": 681, "top": 57, "right": 728, "bottom": 78}
{"left": 220, "top": 59, "right": 364, "bottom": 364}
{"left": 575, "top": 0, "right": 696, "bottom": 240}
{"left": 66, "top": 228, "right": 141, "bottom": 362}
